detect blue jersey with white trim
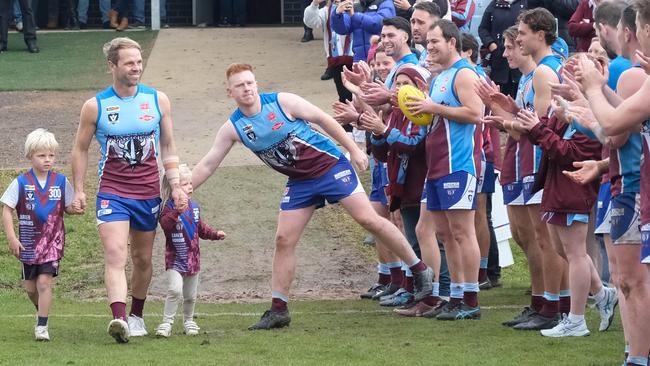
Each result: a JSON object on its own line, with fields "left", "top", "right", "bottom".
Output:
{"left": 230, "top": 93, "right": 342, "bottom": 180}
{"left": 385, "top": 53, "right": 419, "bottom": 90}
{"left": 94, "top": 84, "right": 162, "bottom": 199}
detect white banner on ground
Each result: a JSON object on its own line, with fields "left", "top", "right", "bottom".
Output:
{"left": 491, "top": 173, "right": 514, "bottom": 267}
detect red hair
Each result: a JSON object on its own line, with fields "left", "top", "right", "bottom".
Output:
{"left": 225, "top": 63, "right": 253, "bottom": 80}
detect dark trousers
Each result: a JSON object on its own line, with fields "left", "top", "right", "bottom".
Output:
{"left": 400, "top": 205, "right": 451, "bottom": 297}
{"left": 486, "top": 193, "right": 501, "bottom": 280}
{"left": 0, "top": 0, "right": 36, "bottom": 48}
{"left": 220, "top": 0, "right": 246, "bottom": 25}
{"left": 114, "top": 0, "right": 129, "bottom": 19}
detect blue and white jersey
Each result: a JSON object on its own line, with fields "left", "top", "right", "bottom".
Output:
{"left": 610, "top": 133, "right": 642, "bottom": 196}
{"left": 385, "top": 53, "right": 419, "bottom": 90}
{"left": 418, "top": 49, "right": 428, "bottom": 68}
{"left": 95, "top": 84, "right": 162, "bottom": 199}
{"left": 230, "top": 93, "right": 342, "bottom": 180}
{"left": 425, "top": 58, "right": 481, "bottom": 180}
{"left": 523, "top": 55, "right": 563, "bottom": 114}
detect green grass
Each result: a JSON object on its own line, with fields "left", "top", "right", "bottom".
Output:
{"left": 0, "top": 31, "right": 157, "bottom": 91}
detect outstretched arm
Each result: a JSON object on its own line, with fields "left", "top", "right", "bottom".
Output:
{"left": 192, "top": 121, "right": 240, "bottom": 190}
{"left": 70, "top": 98, "right": 98, "bottom": 214}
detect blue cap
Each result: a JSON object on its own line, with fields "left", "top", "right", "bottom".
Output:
{"left": 551, "top": 37, "right": 569, "bottom": 60}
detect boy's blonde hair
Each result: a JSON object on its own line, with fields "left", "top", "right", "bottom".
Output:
{"left": 161, "top": 163, "right": 192, "bottom": 204}
{"left": 25, "top": 128, "right": 58, "bottom": 158}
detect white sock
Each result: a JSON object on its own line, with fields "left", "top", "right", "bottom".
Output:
{"left": 567, "top": 313, "right": 584, "bottom": 323}
{"left": 593, "top": 286, "right": 607, "bottom": 304}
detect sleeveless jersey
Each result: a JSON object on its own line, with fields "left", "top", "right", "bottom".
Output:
{"left": 16, "top": 170, "right": 66, "bottom": 264}
{"left": 230, "top": 93, "right": 342, "bottom": 180}
{"left": 519, "top": 55, "right": 562, "bottom": 177}
{"left": 95, "top": 84, "right": 162, "bottom": 199}
{"left": 385, "top": 53, "right": 419, "bottom": 90}
{"left": 425, "top": 58, "right": 481, "bottom": 180}
{"left": 609, "top": 133, "right": 641, "bottom": 196}
{"left": 164, "top": 199, "right": 202, "bottom": 275}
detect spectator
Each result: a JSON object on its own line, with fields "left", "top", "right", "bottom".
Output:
{"left": 394, "top": 0, "right": 451, "bottom": 21}
{"left": 478, "top": 0, "right": 527, "bottom": 97}
{"left": 527, "top": 0, "right": 579, "bottom": 51}
{"left": 0, "top": 0, "right": 39, "bottom": 53}
{"left": 130, "top": 0, "right": 146, "bottom": 28}
{"left": 78, "top": 0, "right": 111, "bottom": 28}
{"left": 302, "top": 0, "right": 314, "bottom": 41}
{"left": 304, "top": 0, "right": 354, "bottom": 102}
{"left": 450, "top": 0, "right": 475, "bottom": 32}
{"left": 330, "top": 0, "right": 396, "bottom": 63}
{"left": 12, "top": 0, "right": 22, "bottom": 31}
{"left": 108, "top": 1, "right": 130, "bottom": 31}
{"left": 567, "top": 0, "right": 602, "bottom": 52}
{"left": 218, "top": 0, "right": 246, "bottom": 27}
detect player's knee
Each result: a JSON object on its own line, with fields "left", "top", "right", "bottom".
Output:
{"left": 131, "top": 255, "right": 152, "bottom": 271}
{"left": 168, "top": 286, "right": 182, "bottom": 300}
{"left": 355, "top": 213, "right": 382, "bottom": 232}
{"left": 36, "top": 276, "right": 52, "bottom": 292}
{"left": 275, "top": 232, "right": 297, "bottom": 251}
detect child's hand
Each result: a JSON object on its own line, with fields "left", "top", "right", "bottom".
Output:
{"left": 8, "top": 237, "right": 24, "bottom": 259}
{"left": 216, "top": 231, "right": 226, "bottom": 240}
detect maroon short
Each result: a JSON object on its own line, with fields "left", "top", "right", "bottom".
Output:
{"left": 21, "top": 260, "right": 60, "bottom": 281}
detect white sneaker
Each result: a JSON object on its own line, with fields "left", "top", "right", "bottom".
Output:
{"left": 540, "top": 314, "right": 590, "bottom": 337}
{"left": 107, "top": 319, "right": 130, "bottom": 343}
{"left": 16, "top": 21, "right": 23, "bottom": 32}
{"left": 155, "top": 322, "right": 172, "bottom": 338}
{"left": 596, "top": 286, "right": 618, "bottom": 331}
{"left": 183, "top": 320, "right": 200, "bottom": 336}
{"left": 127, "top": 315, "right": 148, "bottom": 336}
{"left": 35, "top": 325, "right": 50, "bottom": 341}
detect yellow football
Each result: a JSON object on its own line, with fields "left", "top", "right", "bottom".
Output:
{"left": 397, "top": 84, "right": 433, "bottom": 126}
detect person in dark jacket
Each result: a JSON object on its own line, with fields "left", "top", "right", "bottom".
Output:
{"left": 478, "top": 0, "right": 527, "bottom": 97}
{"left": 394, "top": 0, "right": 450, "bottom": 21}
{"left": 527, "top": 0, "right": 579, "bottom": 51}
{"left": 567, "top": 0, "right": 600, "bottom": 52}
{"left": 0, "top": 0, "right": 38, "bottom": 53}
{"left": 331, "top": 0, "right": 396, "bottom": 63}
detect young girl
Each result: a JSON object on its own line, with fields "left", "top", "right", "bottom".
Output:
{"left": 155, "top": 164, "right": 225, "bottom": 337}
{"left": 1, "top": 128, "right": 78, "bottom": 341}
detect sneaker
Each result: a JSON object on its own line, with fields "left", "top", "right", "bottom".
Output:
{"left": 16, "top": 21, "right": 23, "bottom": 32}
{"left": 35, "top": 325, "right": 50, "bottom": 341}
{"left": 380, "top": 289, "right": 414, "bottom": 306}
{"left": 371, "top": 283, "right": 399, "bottom": 300}
{"left": 479, "top": 279, "right": 492, "bottom": 290}
{"left": 502, "top": 307, "right": 536, "bottom": 327}
{"left": 513, "top": 313, "right": 559, "bottom": 330}
{"left": 360, "top": 283, "right": 385, "bottom": 299}
{"left": 412, "top": 267, "right": 434, "bottom": 302}
{"left": 422, "top": 299, "right": 449, "bottom": 318}
{"left": 489, "top": 278, "right": 502, "bottom": 288}
{"left": 540, "top": 314, "right": 590, "bottom": 337}
{"left": 155, "top": 322, "right": 172, "bottom": 338}
{"left": 129, "top": 21, "right": 146, "bottom": 29}
{"left": 108, "top": 318, "right": 130, "bottom": 343}
{"left": 393, "top": 300, "right": 434, "bottom": 317}
{"left": 320, "top": 68, "right": 334, "bottom": 81}
{"left": 436, "top": 302, "right": 481, "bottom": 320}
{"left": 183, "top": 320, "right": 200, "bottom": 336}
{"left": 127, "top": 315, "right": 148, "bottom": 336}
{"left": 248, "top": 309, "right": 291, "bottom": 330}
{"left": 596, "top": 287, "right": 618, "bottom": 332}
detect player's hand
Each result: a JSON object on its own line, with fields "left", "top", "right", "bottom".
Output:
{"left": 342, "top": 64, "right": 366, "bottom": 86}
{"left": 172, "top": 187, "right": 188, "bottom": 212}
{"left": 216, "top": 230, "right": 226, "bottom": 240}
{"left": 481, "top": 115, "right": 506, "bottom": 131}
{"left": 393, "top": 0, "right": 411, "bottom": 10}
{"left": 360, "top": 80, "right": 391, "bottom": 106}
{"left": 566, "top": 104, "right": 599, "bottom": 132}
{"left": 490, "top": 92, "right": 519, "bottom": 115}
{"left": 515, "top": 108, "right": 539, "bottom": 132}
{"left": 349, "top": 148, "right": 369, "bottom": 172}
{"left": 8, "top": 237, "right": 24, "bottom": 259}
{"left": 332, "top": 100, "right": 360, "bottom": 125}
{"left": 574, "top": 54, "right": 607, "bottom": 93}
{"left": 405, "top": 94, "right": 436, "bottom": 115}
{"left": 359, "top": 110, "right": 385, "bottom": 135}
{"left": 72, "top": 191, "right": 87, "bottom": 214}
{"left": 562, "top": 160, "right": 601, "bottom": 185}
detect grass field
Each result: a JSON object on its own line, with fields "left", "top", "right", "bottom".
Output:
{"left": 0, "top": 31, "right": 157, "bottom": 91}
{"left": 0, "top": 31, "right": 627, "bottom": 365}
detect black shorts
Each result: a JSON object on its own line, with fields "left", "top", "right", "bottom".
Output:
{"left": 21, "top": 260, "right": 59, "bottom": 281}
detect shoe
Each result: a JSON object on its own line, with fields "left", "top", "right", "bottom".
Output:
{"left": 183, "top": 320, "right": 200, "bottom": 336}
{"left": 371, "top": 283, "right": 399, "bottom": 300}
{"left": 64, "top": 17, "right": 79, "bottom": 30}
{"left": 155, "top": 322, "right": 172, "bottom": 338}
{"left": 412, "top": 267, "right": 434, "bottom": 302}
{"left": 248, "top": 309, "right": 291, "bottom": 330}
{"left": 108, "top": 9, "right": 119, "bottom": 28}
{"left": 540, "top": 314, "right": 590, "bottom": 337}
{"left": 46, "top": 17, "right": 58, "bottom": 29}
{"left": 436, "top": 302, "right": 481, "bottom": 320}
{"left": 127, "top": 315, "right": 148, "bottom": 336}
{"left": 513, "top": 313, "right": 559, "bottom": 330}
{"left": 394, "top": 299, "right": 419, "bottom": 310}
{"left": 116, "top": 17, "right": 129, "bottom": 31}
{"left": 393, "top": 300, "right": 434, "bottom": 317}
{"left": 107, "top": 318, "right": 130, "bottom": 343}
{"left": 422, "top": 299, "right": 449, "bottom": 318}
{"left": 102, "top": 21, "right": 111, "bottom": 29}
{"left": 301, "top": 29, "right": 314, "bottom": 42}
{"left": 217, "top": 18, "right": 231, "bottom": 27}
{"left": 489, "top": 278, "right": 502, "bottom": 288}
{"left": 360, "top": 283, "right": 385, "bottom": 299}
{"left": 15, "top": 21, "right": 23, "bottom": 32}
{"left": 35, "top": 325, "right": 50, "bottom": 341}
{"left": 596, "top": 287, "right": 618, "bottom": 332}
{"left": 479, "top": 279, "right": 492, "bottom": 290}
{"left": 320, "top": 68, "right": 334, "bottom": 81}
{"left": 0, "top": 47, "right": 6, "bottom": 53}
{"left": 129, "top": 21, "right": 146, "bottom": 29}
{"left": 363, "top": 234, "right": 375, "bottom": 246}
{"left": 502, "top": 307, "right": 536, "bottom": 327}
{"left": 380, "top": 289, "right": 414, "bottom": 306}
{"left": 162, "top": 23, "right": 170, "bottom": 28}
{"left": 26, "top": 41, "right": 39, "bottom": 53}
{"left": 79, "top": 21, "right": 87, "bottom": 29}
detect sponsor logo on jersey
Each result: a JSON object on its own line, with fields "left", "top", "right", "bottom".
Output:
{"left": 108, "top": 113, "right": 119, "bottom": 123}
{"left": 193, "top": 207, "right": 200, "bottom": 221}
{"left": 24, "top": 185, "right": 35, "bottom": 191}
{"left": 26, "top": 191, "right": 35, "bottom": 201}
{"left": 334, "top": 169, "right": 352, "bottom": 180}
{"left": 267, "top": 112, "right": 276, "bottom": 121}
{"left": 272, "top": 122, "right": 284, "bottom": 131}
{"left": 443, "top": 182, "right": 460, "bottom": 189}
{"left": 140, "top": 103, "right": 150, "bottom": 111}
{"left": 440, "top": 86, "right": 447, "bottom": 93}
{"left": 106, "top": 105, "right": 120, "bottom": 112}
{"left": 97, "top": 208, "right": 113, "bottom": 216}
{"left": 139, "top": 114, "right": 155, "bottom": 122}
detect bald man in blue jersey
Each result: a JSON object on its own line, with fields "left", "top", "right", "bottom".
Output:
{"left": 192, "top": 63, "right": 434, "bottom": 330}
